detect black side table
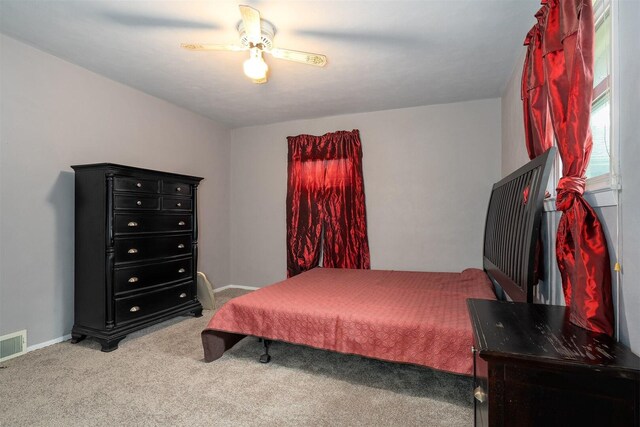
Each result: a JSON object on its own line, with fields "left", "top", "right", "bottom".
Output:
{"left": 467, "top": 298, "right": 640, "bottom": 427}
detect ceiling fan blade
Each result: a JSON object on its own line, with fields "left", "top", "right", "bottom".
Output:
{"left": 268, "top": 48, "right": 327, "bottom": 67}
{"left": 239, "top": 5, "right": 262, "bottom": 44}
{"left": 181, "top": 43, "right": 247, "bottom": 52}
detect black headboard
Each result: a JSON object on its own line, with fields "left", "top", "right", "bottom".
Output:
{"left": 483, "top": 147, "right": 556, "bottom": 303}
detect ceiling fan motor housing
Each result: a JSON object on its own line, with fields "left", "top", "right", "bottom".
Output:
{"left": 237, "top": 19, "right": 276, "bottom": 50}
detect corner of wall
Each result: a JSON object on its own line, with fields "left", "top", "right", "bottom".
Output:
{"left": 500, "top": 48, "right": 529, "bottom": 178}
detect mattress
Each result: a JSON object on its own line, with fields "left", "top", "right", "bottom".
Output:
{"left": 204, "top": 267, "right": 496, "bottom": 375}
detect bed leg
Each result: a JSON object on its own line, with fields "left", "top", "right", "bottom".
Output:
{"left": 259, "top": 339, "right": 272, "bottom": 363}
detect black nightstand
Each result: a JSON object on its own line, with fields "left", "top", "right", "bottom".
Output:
{"left": 467, "top": 299, "right": 640, "bottom": 427}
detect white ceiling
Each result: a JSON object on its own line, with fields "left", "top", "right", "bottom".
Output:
{"left": 0, "top": 1, "right": 539, "bottom": 128}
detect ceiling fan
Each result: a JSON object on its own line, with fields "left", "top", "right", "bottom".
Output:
{"left": 181, "top": 5, "right": 327, "bottom": 84}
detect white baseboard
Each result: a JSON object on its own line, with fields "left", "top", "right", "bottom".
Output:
{"left": 19, "top": 285, "right": 255, "bottom": 355}
{"left": 214, "top": 284, "right": 259, "bottom": 293}
{"left": 27, "top": 334, "right": 72, "bottom": 352}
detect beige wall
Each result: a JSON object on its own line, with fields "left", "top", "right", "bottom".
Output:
{"left": 0, "top": 35, "right": 231, "bottom": 346}
{"left": 230, "top": 99, "right": 502, "bottom": 287}
{"left": 617, "top": 0, "right": 640, "bottom": 353}
{"left": 500, "top": 49, "right": 530, "bottom": 177}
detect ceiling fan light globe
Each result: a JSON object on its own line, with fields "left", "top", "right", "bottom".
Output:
{"left": 243, "top": 56, "right": 268, "bottom": 80}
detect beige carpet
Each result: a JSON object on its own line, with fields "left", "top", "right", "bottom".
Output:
{"left": 0, "top": 289, "right": 473, "bottom": 426}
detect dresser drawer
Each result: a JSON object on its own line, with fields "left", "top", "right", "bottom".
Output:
{"left": 114, "top": 214, "right": 192, "bottom": 235}
{"left": 114, "top": 258, "right": 193, "bottom": 295}
{"left": 114, "top": 177, "right": 159, "bottom": 194}
{"left": 115, "top": 283, "right": 193, "bottom": 324}
{"left": 162, "top": 197, "right": 192, "bottom": 211}
{"left": 162, "top": 180, "right": 192, "bottom": 196}
{"left": 114, "top": 235, "right": 191, "bottom": 263}
{"left": 114, "top": 195, "right": 160, "bottom": 211}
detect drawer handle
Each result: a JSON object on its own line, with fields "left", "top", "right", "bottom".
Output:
{"left": 178, "top": 221, "right": 186, "bottom": 226}
{"left": 178, "top": 268, "right": 186, "bottom": 273}
{"left": 474, "top": 386, "right": 486, "bottom": 403}
{"left": 130, "top": 306, "right": 141, "bottom": 312}
{"left": 179, "top": 293, "right": 187, "bottom": 298}
{"left": 128, "top": 277, "right": 139, "bottom": 283}
{"left": 136, "top": 182, "right": 142, "bottom": 188}
{"left": 127, "top": 221, "right": 139, "bottom": 227}
{"left": 176, "top": 187, "right": 182, "bottom": 192}
{"left": 128, "top": 248, "right": 138, "bottom": 254}
{"left": 136, "top": 200, "right": 142, "bottom": 206}
{"left": 176, "top": 202, "right": 182, "bottom": 207}
{"left": 178, "top": 244, "right": 185, "bottom": 249}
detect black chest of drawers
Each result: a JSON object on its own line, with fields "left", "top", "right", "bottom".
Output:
{"left": 467, "top": 299, "right": 640, "bottom": 427}
{"left": 70, "top": 164, "right": 204, "bottom": 351}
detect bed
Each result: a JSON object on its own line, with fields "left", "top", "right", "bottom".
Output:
{"left": 202, "top": 148, "right": 555, "bottom": 375}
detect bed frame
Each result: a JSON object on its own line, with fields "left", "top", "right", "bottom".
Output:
{"left": 202, "top": 147, "right": 556, "bottom": 363}
{"left": 483, "top": 147, "right": 555, "bottom": 302}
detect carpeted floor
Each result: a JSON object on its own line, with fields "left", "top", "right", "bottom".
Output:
{"left": 0, "top": 289, "right": 473, "bottom": 426}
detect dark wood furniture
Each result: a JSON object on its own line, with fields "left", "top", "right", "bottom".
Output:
{"left": 468, "top": 298, "right": 640, "bottom": 427}
{"left": 483, "top": 147, "right": 554, "bottom": 303}
{"left": 71, "top": 164, "right": 203, "bottom": 351}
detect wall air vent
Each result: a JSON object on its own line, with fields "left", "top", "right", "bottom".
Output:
{"left": 0, "top": 330, "right": 27, "bottom": 362}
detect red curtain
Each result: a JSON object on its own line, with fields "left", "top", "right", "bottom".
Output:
{"left": 522, "top": 9, "right": 554, "bottom": 158}
{"left": 522, "top": 11, "right": 555, "bottom": 282}
{"left": 286, "top": 129, "right": 370, "bottom": 277}
{"left": 523, "top": 0, "right": 613, "bottom": 336}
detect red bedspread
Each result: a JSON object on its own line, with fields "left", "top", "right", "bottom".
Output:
{"left": 205, "top": 267, "right": 496, "bottom": 375}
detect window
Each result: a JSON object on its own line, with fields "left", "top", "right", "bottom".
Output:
{"left": 544, "top": 0, "right": 616, "bottom": 204}
{"left": 586, "top": 0, "right": 612, "bottom": 183}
